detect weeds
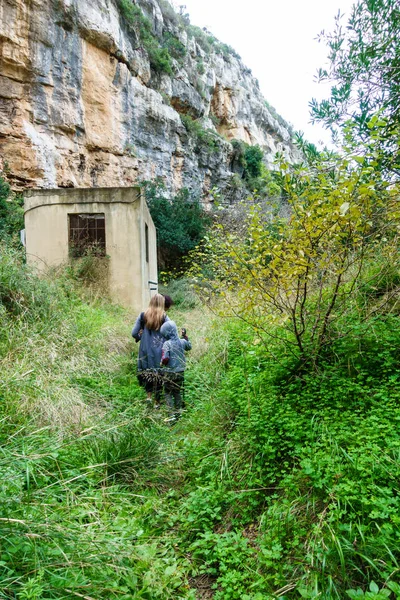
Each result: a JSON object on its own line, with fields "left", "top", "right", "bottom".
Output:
{"left": 1, "top": 243, "right": 400, "bottom": 598}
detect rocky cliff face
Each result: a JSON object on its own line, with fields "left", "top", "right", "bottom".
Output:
{"left": 0, "top": 0, "right": 300, "bottom": 200}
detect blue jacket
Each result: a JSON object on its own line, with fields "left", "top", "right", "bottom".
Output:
{"left": 160, "top": 321, "right": 191, "bottom": 373}
{"left": 132, "top": 312, "right": 169, "bottom": 372}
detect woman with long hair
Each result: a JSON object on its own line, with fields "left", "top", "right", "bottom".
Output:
{"left": 131, "top": 293, "right": 172, "bottom": 406}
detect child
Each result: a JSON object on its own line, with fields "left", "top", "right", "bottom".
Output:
{"left": 159, "top": 320, "right": 191, "bottom": 422}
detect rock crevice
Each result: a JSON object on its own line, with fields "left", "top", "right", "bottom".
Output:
{"left": 0, "top": 0, "right": 301, "bottom": 197}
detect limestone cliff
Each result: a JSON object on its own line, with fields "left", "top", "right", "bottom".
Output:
{"left": 0, "top": 0, "right": 300, "bottom": 199}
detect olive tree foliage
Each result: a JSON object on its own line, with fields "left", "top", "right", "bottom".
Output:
{"left": 310, "top": 0, "right": 400, "bottom": 174}
{"left": 191, "top": 144, "right": 400, "bottom": 365}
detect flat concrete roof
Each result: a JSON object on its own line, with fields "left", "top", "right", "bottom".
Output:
{"left": 24, "top": 186, "right": 142, "bottom": 213}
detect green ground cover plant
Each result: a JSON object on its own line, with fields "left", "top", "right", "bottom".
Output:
{"left": 1, "top": 230, "right": 400, "bottom": 599}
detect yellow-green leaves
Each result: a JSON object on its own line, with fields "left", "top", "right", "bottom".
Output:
{"left": 191, "top": 150, "right": 399, "bottom": 363}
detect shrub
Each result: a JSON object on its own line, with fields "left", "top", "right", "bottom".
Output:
{"left": 187, "top": 25, "right": 213, "bottom": 54}
{"left": 148, "top": 45, "right": 173, "bottom": 75}
{"left": 196, "top": 59, "right": 205, "bottom": 75}
{"left": 163, "top": 31, "right": 186, "bottom": 63}
{"left": 229, "top": 141, "right": 282, "bottom": 197}
{"left": 242, "top": 144, "right": 264, "bottom": 179}
{"left": 181, "top": 114, "right": 222, "bottom": 153}
{"left": 117, "top": 0, "right": 173, "bottom": 75}
{"left": 158, "top": 0, "right": 180, "bottom": 25}
{"left": 186, "top": 24, "right": 241, "bottom": 61}
{"left": 191, "top": 147, "right": 400, "bottom": 364}
{"left": 230, "top": 140, "right": 264, "bottom": 180}
{"left": 141, "top": 179, "right": 211, "bottom": 272}
{"left": 0, "top": 175, "right": 24, "bottom": 242}
{"left": 216, "top": 42, "right": 241, "bottom": 61}
{"left": 118, "top": 0, "right": 148, "bottom": 30}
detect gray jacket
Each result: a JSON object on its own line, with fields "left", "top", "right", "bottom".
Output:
{"left": 160, "top": 321, "right": 191, "bottom": 373}
{"left": 132, "top": 312, "right": 169, "bottom": 372}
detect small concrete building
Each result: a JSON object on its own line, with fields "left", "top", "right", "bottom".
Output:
{"left": 24, "top": 187, "right": 158, "bottom": 311}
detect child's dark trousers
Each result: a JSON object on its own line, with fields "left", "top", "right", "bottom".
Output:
{"left": 164, "top": 372, "right": 185, "bottom": 417}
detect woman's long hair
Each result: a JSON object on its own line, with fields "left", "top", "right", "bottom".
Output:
{"left": 144, "top": 293, "right": 165, "bottom": 331}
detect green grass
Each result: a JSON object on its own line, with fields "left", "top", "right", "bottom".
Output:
{"left": 1, "top": 245, "right": 400, "bottom": 599}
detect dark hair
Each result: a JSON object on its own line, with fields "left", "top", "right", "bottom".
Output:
{"left": 163, "top": 294, "right": 173, "bottom": 309}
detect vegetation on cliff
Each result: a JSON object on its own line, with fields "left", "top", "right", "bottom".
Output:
{"left": 115, "top": 0, "right": 293, "bottom": 198}
{"left": 117, "top": 0, "right": 240, "bottom": 77}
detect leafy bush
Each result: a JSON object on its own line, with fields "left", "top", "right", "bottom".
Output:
{"left": 163, "top": 31, "right": 186, "bottom": 63}
{"left": 0, "top": 175, "right": 24, "bottom": 242}
{"left": 186, "top": 24, "right": 241, "bottom": 60}
{"left": 192, "top": 146, "right": 400, "bottom": 363}
{"left": 231, "top": 141, "right": 264, "bottom": 180}
{"left": 148, "top": 45, "right": 173, "bottom": 75}
{"left": 242, "top": 144, "right": 264, "bottom": 179}
{"left": 158, "top": 0, "right": 180, "bottom": 25}
{"left": 142, "top": 179, "right": 211, "bottom": 272}
{"left": 196, "top": 58, "right": 205, "bottom": 75}
{"left": 187, "top": 24, "right": 214, "bottom": 54}
{"left": 118, "top": 0, "right": 148, "bottom": 31}
{"left": 117, "top": 0, "right": 173, "bottom": 75}
{"left": 181, "top": 114, "right": 222, "bottom": 153}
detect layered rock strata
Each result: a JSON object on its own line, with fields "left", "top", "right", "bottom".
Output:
{"left": 0, "top": 0, "right": 300, "bottom": 199}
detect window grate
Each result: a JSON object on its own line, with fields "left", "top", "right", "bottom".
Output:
{"left": 69, "top": 213, "right": 106, "bottom": 257}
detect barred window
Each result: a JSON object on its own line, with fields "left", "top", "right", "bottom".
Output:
{"left": 68, "top": 213, "right": 106, "bottom": 257}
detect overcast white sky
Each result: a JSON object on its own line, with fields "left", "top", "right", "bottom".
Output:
{"left": 173, "top": 0, "right": 355, "bottom": 147}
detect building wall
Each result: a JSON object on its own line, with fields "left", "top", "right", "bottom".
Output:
{"left": 24, "top": 187, "right": 158, "bottom": 311}
{"left": 140, "top": 196, "right": 158, "bottom": 308}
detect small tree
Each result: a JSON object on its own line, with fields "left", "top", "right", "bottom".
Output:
{"left": 191, "top": 147, "right": 400, "bottom": 366}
